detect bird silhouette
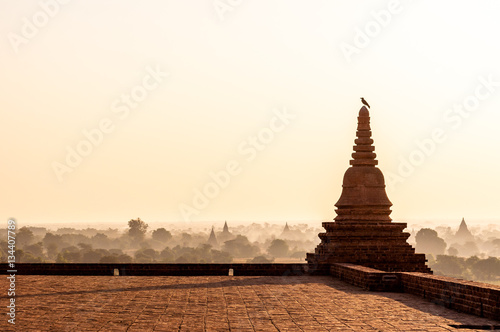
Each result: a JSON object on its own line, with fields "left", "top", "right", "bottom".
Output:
{"left": 360, "top": 97, "right": 370, "bottom": 108}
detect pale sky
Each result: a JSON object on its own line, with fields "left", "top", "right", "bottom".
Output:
{"left": 1, "top": 1, "right": 500, "bottom": 227}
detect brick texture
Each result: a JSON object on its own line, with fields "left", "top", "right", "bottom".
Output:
{"left": 1, "top": 275, "right": 498, "bottom": 331}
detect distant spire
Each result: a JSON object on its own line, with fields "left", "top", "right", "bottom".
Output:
{"left": 350, "top": 107, "right": 378, "bottom": 167}
{"left": 455, "top": 217, "right": 473, "bottom": 242}
{"left": 208, "top": 226, "right": 218, "bottom": 247}
{"left": 458, "top": 217, "right": 469, "bottom": 232}
{"left": 283, "top": 222, "right": 290, "bottom": 233}
{"left": 223, "top": 221, "right": 229, "bottom": 234}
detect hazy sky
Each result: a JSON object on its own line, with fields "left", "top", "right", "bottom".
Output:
{"left": 1, "top": 1, "right": 500, "bottom": 227}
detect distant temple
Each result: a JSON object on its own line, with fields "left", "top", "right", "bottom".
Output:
{"left": 280, "top": 222, "right": 291, "bottom": 237}
{"left": 453, "top": 218, "right": 474, "bottom": 244}
{"left": 218, "top": 221, "right": 233, "bottom": 243}
{"left": 207, "top": 226, "right": 219, "bottom": 247}
{"left": 307, "top": 106, "right": 431, "bottom": 273}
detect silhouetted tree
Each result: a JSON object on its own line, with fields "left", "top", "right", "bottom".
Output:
{"left": 135, "top": 248, "right": 158, "bottom": 262}
{"left": 210, "top": 249, "right": 232, "bottom": 263}
{"left": 432, "top": 255, "right": 465, "bottom": 278}
{"left": 267, "top": 239, "right": 289, "bottom": 257}
{"left": 91, "top": 233, "right": 109, "bottom": 247}
{"left": 17, "top": 227, "right": 35, "bottom": 247}
{"left": 57, "top": 247, "right": 81, "bottom": 263}
{"left": 415, "top": 228, "right": 447, "bottom": 256}
{"left": 152, "top": 228, "right": 172, "bottom": 242}
{"left": 82, "top": 250, "right": 105, "bottom": 263}
{"left": 160, "top": 247, "right": 175, "bottom": 262}
{"left": 43, "top": 233, "right": 66, "bottom": 251}
{"left": 222, "top": 235, "right": 260, "bottom": 258}
{"left": 46, "top": 242, "right": 59, "bottom": 259}
{"left": 24, "top": 242, "right": 44, "bottom": 257}
{"left": 18, "top": 249, "right": 43, "bottom": 263}
{"left": 471, "top": 257, "right": 500, "bottom": 280}
{"left": 128, "top": 218, "right": 148, "bottom": 241}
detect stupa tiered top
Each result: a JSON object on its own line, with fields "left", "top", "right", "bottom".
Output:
{"left": 307, "top": 106, "right": 431, "bottom": 273}
{"left": 350, "top": 106, "right": 378, "bottom": 166}
{"left": 334, "top": 106, "right": 392, "bottom": 223}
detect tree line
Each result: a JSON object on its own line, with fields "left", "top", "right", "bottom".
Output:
{"left": 0, "top": 218, "right": 311, "bottom": 264}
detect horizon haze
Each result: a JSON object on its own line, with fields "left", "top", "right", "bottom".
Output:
{"left": 1, "top": 1, "right": 500, "bottom": 227}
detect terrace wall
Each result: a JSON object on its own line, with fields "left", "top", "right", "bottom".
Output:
{"left": 330, "top": 263, "right": 500, "bottom": 321}
{"left": 399, "top": 272, "right": 500, "bottom": 321}
{"left": 0, "top": 263, "right": 315, "bottom": 276}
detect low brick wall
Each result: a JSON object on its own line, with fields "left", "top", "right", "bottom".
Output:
{"left": 330, "top": 263, "right": 401, "bottom": 291}
{"left": 400, "top": 272, "right": 500, "bottom": 321}
{"left": 329, "top": 263, "right": 500, "bottom": 321}
{"left": 0, "top": 263, "right": 315, "bottom": 276}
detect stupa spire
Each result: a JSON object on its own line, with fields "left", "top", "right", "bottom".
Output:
{"left": 207, "top": 226, "right": 218, "bottom": 247}
{"left": 334, "top": 106, "right": 392, "bottom": 223}
{"left": 350, "top": 106, "right": 377, "bottom": 167}
{"left": 455, "top": 217, "right": 473, "bottom": 243}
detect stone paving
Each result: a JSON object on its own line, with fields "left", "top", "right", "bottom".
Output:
{"left": 0, "top": 275, "right": 498, "bottom": 331}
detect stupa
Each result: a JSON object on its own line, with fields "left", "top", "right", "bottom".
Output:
{"left": 307, "top": 106, "right": 431, "bottom": 273}
{"left": 218, "top": 221, "right": 233, "bottom": 243}
{"left": 454, "top": 218, "right": 474, "bottom": 244}
{"left": 207, "top": 226, "right": 219, "bottom": 247}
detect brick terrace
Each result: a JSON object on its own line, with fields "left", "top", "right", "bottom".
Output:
{"left": 1, "top": 275, "right": 498, "bottom": 331}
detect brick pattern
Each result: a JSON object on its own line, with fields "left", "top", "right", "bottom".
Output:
{"left": 1, "top": 275, "right": 498, "bottom": 331}
{"left": 308, "top": 222, "right": 431, "bottom": 273}
{"left": 400, "top": 272, "right": 500, "bottom": 321}
{"left": 329, "top": 263, "right": 500, "bottom": 321}
{"left": 330, "top": 263, "right": 400, "bottom": 292}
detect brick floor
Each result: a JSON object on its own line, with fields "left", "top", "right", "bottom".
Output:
{"left": 0, "top": 275, "right": 498, "bottom": 331}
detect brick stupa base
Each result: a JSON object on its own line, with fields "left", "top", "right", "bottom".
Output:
{"left": 307, "top": 106, "right": 431, "bottom": 273}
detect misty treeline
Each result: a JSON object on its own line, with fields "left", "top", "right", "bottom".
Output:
{"left": 411, "top": 227, "right": 500, "bottom": 258}
{"left": 411, "top": 225, "right": 500, "bottom": 283}
{"left": 0, "top": 218, "right": 320, "bottom": 265}
{"left": 426, "top": 254, "right": 500, "bottom": 282}
{"left": 2, "top": 219, "right": 499, "bottom": 283}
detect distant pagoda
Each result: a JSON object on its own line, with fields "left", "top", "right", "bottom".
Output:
{"left": 222, "top": 221, "right": 230, "bottom": 234}
{"left": 282, "top": 222, "right": 290, "bottom": 234}
{"left": 207, "top": 226, "right": 219, "bottom": 247}
{"left": 307, "top": 106, "right": 431, "bottom": 273}
{"left": 218, "top": 221, "right": 233, "bottom": 243}
{"left": 454, "top": 218, "right": 474, "bottom": 244}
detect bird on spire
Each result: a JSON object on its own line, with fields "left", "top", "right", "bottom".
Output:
{"left": 360, "top": 97, "right": 370, "bottom": 108}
